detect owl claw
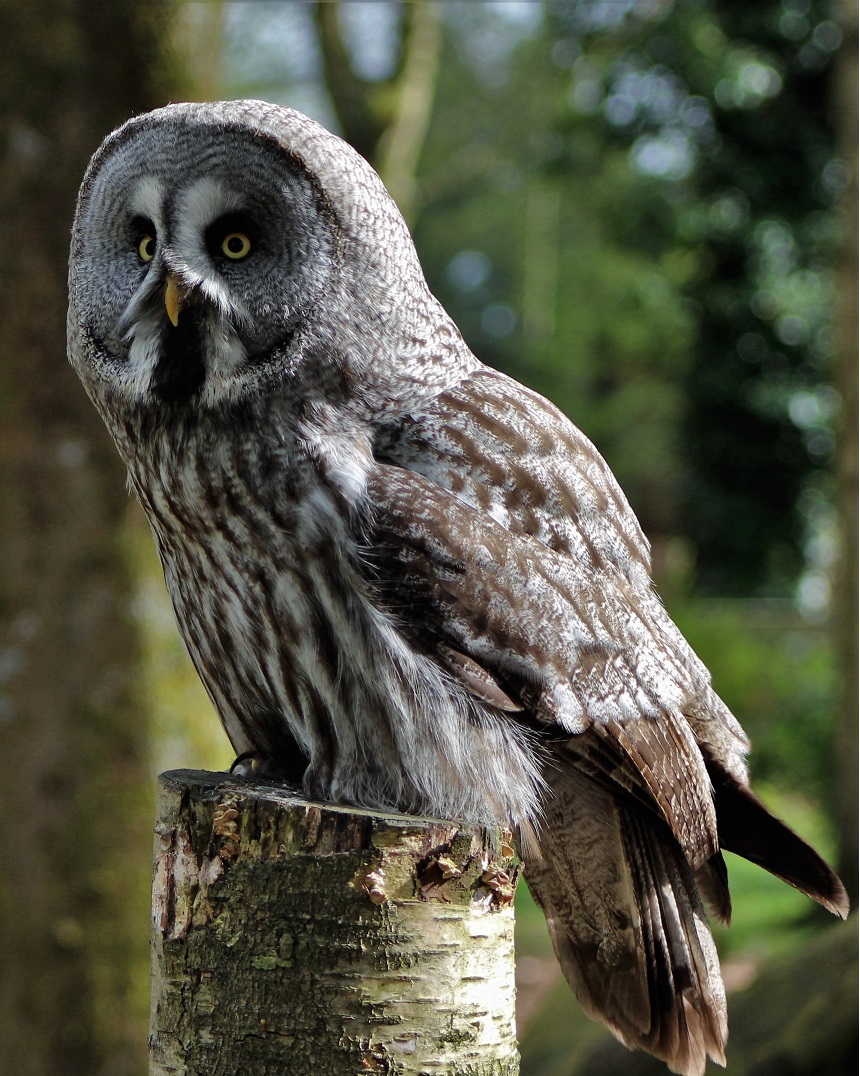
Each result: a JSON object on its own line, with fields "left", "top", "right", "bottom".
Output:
{"left": 228, "top": 750, "right": 260, "bottom": 776}
{"left": 228, "top": 750, "right": 308, "bottom": 791}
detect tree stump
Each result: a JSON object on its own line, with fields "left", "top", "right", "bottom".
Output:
{"left": 149, "top": 769, "right": 521, "bottom": 1075}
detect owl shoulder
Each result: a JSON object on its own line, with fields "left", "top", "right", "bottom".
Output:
{"left": 372, "top": 365, "right": 652, "bottom": 586}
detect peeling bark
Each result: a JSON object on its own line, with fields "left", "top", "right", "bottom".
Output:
{"left": 150, "top": 770, "right": 521, "bottom": 1075}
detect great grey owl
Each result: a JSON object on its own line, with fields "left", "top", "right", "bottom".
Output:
{"left": 67, "top": 100, "right": 847, "bottom": 1075}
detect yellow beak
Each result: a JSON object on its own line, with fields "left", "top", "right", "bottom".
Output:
{"left": 164, "top": 274, "right": 187, "bottom": 327}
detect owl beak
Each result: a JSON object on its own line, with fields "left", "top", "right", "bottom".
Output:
{"left": 164, "top": 274, "right": 188, "bottom": 328}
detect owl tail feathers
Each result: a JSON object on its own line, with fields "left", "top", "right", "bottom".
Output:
{"left": 522, "top": 765, "right": 727, "bottom": 1076}
{"left": 707, "top": 758, "right": 850, "bottom": 920}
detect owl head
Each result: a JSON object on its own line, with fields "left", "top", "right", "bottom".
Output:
{"left": 67, "top": 100, "right": 436, "bottom": 417}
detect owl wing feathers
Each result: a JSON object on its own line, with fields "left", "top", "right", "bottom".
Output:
{"left": 363, "top": 366, "right": 847, "bottom": 1073}
{"left": 526, "top": 754, "right": 728, "bottom": 1075}
{"left": 369, "top": 367, "right": 847, "bottom": 913}
{"left": 369, "top": 367, "right": 731, "bottom": 857}
{"left": 372, "top": 366, "right": 752, "bottom": 780}
{"left": 364, "top": 456, "right": 733, "bottom": 1074}
{"left": 364, "top": 458, "right": 717, "bottom": 848}
{"left": 372, "top": 366, "right": 654, "bottom": 584}
{"left": 704, "top": 752, "right": 849, "bottom": 918}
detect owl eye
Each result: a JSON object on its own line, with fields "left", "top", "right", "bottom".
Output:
{"left": 221, "top": 232, "right": 252, "bottom": 260}
{"left": 138, "top": 234, "right": 156, "bottom": 262}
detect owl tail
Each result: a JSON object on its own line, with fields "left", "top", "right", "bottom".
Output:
{"left": 522, "top": 760, "right": 728, "bottom": 1076}
{"left": 704, "top": 755, "right": 849, "bottom": 920}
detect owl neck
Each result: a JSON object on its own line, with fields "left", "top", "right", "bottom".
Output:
{"left": 322, "top": 284, "right": 484, "bottom": 423}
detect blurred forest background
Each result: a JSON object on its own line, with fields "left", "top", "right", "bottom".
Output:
{"left": 0, "top": 1, "right": 856, "bottom": 1073}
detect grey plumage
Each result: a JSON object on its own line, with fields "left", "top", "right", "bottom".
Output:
{"left": 67, "top": 100, "right": 848, "bottom": 1075}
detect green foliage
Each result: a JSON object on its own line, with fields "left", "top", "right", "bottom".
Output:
{"left": 414, "top": 17, "right": 697, "bottom": 538}
{"left": 412, "top": 0, "right": 844, "bottom": 598}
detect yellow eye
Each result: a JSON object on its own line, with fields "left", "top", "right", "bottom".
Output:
{"left": 138, "top": 234, "right": 156, "bottom": 262}
{"left": 221, "top": 232, "right": 252, "bottom": 260}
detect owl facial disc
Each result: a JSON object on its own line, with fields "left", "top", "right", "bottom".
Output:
{"left": 70, "top": 118, "right": 337, "bottom": 410}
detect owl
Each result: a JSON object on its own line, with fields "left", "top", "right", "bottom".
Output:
{"left": 67, "top": 101, "right": 847, "bottom": 1075}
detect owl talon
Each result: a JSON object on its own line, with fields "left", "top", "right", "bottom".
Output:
{"left": 229, "top": 751, "right": 260, "bottom": 776}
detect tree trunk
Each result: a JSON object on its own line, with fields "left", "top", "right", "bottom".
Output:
{"left": 313, "top": 0, "right": 442, "bottom": 222}
{"left": 0, "top": 3, "right": 181, "bottom": 1073}
{"left": 374, "top": 0, "right": 442, "bottom": 222}
{"left": 150, "top": 769, "right": 521, "bottom": 1075}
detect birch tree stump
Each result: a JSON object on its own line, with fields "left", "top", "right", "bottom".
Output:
{"left": 149, "top": 769, "right": 521, "bottom": 1075}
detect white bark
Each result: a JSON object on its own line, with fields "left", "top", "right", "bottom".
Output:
{"left": 149, "top": 769, "right": 520, "bottom": 1075}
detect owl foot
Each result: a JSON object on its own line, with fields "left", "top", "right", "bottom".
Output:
{"left": 229, "top": 749, "right": 308, "bottom": 791}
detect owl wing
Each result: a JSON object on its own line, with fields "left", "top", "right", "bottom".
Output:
{"left": 371, "top": 366, "right": 736, "bottom": 864}
{"left": 370, "top": 366, "right": 847, "bottom": 906}
{"left": 365, "top": 449, "right": 720, "bottom": 857}
{"left": 373, "top": 366, "right": 654, "bottom": 588}
{"left": 366, "top": 366, "right": 848, "bottom": 1075}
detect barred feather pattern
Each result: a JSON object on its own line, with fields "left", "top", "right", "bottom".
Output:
{"left": 118, "top": 403, "right": 544, "bottom": 829}
{"left": 68, "top": 100, "right": 848, "bottom": 1076}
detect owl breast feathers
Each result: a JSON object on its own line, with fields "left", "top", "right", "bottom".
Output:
{"left": 67, "top": 100, "right": 848, "bottom": 1076}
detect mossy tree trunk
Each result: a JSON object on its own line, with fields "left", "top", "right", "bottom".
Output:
{"left": 150, "top": 770, "right": 521, "bottom": 1075}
